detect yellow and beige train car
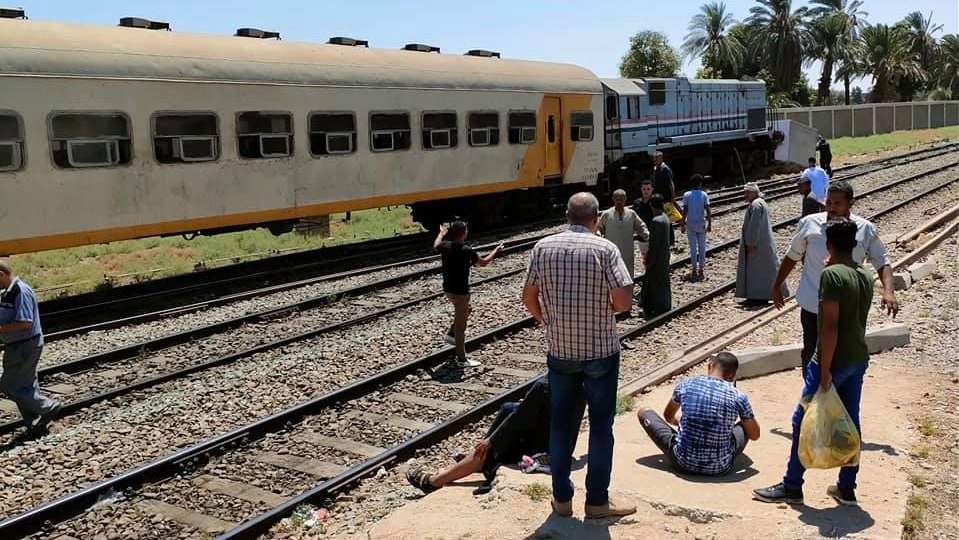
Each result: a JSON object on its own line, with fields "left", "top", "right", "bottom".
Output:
{"left": 0, "top": 15, "right": 604, "bottom": 255}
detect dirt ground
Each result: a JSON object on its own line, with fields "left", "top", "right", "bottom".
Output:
{"left": 361, "top": 348, "right": 925, "bottom": 540}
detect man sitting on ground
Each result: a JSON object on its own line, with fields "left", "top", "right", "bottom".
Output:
{"left": 637, "top": 352, "right": 760, "bottom": 475}
{"left": 407, "top": 376, "right": 584, "bottom": 495}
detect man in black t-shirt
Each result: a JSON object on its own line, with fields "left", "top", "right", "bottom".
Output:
{"left": 434, "top": 221, "right": 502, "bottom": 367}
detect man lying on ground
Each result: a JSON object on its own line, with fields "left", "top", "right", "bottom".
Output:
{"left": 637, "top": 352, "right": 760, "bottom": 475}
{"left": 406, "top": 376, "right": 584, "bottom": 495}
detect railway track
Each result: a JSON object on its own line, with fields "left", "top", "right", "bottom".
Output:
{"left": 1, "top": 155, "right": 954, "bottom": 440}
{"left": 34, "top": 141, "right": 958, "bottom": 340}
{"left": 3, "top": 152, "right": 956, "bottom": 539}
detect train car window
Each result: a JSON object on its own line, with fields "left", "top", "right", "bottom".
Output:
{"left": 237, "top": 112, "right": 293, "bottom": 159}
{"left": 309, "top": 112, "right": 356, "bottom": 156}
{"left": 628, "top": 96, "right": 640, "bottom": 119}
{"left": 0, "top": 113, "right": 24, "bottom": 172}
{"left": 370, "top": 113, "right": 411, "bottom": 152}
{"left": 508, "top": 112, "right": 536, "bottom": 144}
{"left": 570, "top": 111, "right": 594, "bottom": 142}
{"left": 153, "top": 113, "right": 219, "bottom": 163}
{"left": 467, "top": 112, "right": 499, "bottom": 147}
{"left": 649, "top": 82, "right": 667, "bottom": 105}
{"left": 547, "top": 116, "right": 556, "bottom": 143}
{"left": 605, "top": 95, "right": 618, "bottom": 121}
{"left": 422, "top": 112, "right": 458, "bottom": 150}
{"left": 49, "top": 113, "right": 131, "bottom": 169}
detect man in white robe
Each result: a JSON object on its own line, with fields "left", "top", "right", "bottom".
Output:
{"left": 735, "top": 183, "right": 787, "bottom": 305}
{"left": 599, "top": 189, "right": 650, "bottom": 284}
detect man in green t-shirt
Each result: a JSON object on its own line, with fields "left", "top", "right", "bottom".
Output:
{"left": 754, "top": 219, "right": 872, "bottom": 508}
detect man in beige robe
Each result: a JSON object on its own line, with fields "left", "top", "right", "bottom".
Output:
{"left": 599, "top": 189, "right": 650, "bottom": 287}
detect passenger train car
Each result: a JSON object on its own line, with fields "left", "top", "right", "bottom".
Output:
{"left": 0, "top": 13, "right": 771, "bottom": 255}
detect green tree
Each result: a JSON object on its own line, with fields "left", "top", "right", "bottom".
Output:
{"left": 747, "top": 0, "right": 808, "bottom": 92}
{"left": 851, "top": 86, "right": 864, "bottom": 103}
{"left": 901, "top": 11, "right": 943, "bottom": 69}
{"left": 620, "top": 31, "right": 681, "bottom": 78}
{"left": 728, "top": 22, "right": 764, "bottom": 76}
{"left": 937, "top": 34, "right": 959, "bottom": 98}
{"left": 851, "top": 86, "right": 864, "bottom": 104}
{"left": 858, "top": 24, "right": 926, "bottom": 102}
{"left": 682, "top": 2, "right": 745, "bottom": 78}
{"left": 805, "top": 13, "right": 848, "bottom": 105}
{"left": 810, "top": 0, "right": 868, "bottom": 104}
{"left": 895, "top": 12, "right": 943, "bottom": 99}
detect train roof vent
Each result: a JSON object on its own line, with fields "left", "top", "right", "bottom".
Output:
{"left": 328, "top": 36, "right": 369, "bottom": 47}
{"left": 119, "top": 17, "right": 170, "bottom": 30}
{"left": 465, "top": 49, "right": 501, "bottom": 58}
{"left": 235, "top": 27, "right": 281, "bottom": 39}
{"left": 403, "top": 43, "right": 440, "bottom": 53}
{"left": 0, "top": 7, "right": 26, "bottom": 19}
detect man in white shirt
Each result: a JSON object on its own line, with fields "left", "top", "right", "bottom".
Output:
{"left": 799, "top": 157, "right": 829, "bottom": 205}
{"left": 771, "top": 181, "right": 899, "bottom": 373}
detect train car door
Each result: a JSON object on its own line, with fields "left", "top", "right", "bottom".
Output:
{"left": 543, "top": 97, "right": 562, "bottom": 178}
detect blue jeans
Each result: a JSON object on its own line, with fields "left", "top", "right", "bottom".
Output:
{"left": 686, "top": 229, "right": 706, "bottom": 270}
{"left": 783, "top": 359, "right": 868, "bottom": 491}
{"left": 547, "top": 352, "right": 619, "bottom": 506}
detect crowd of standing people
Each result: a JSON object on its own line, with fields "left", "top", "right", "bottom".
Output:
{"left": 423, "top": 145, "right": 899, "bottom": 521}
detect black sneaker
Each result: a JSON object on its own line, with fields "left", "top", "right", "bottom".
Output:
{"left": 753, "top": 483, "right": 804, "bottom": 505}
{"left": 827, "top": 484, "right": 858, "bottom": 507}
{"left": 406, "top": 467, "right": 439, "bottom": 494}
{"left": 25, "top": 402, "right": 61, "bottom": 437}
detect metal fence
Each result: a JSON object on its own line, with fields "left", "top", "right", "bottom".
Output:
{"left": 773, "top": 101, "right": 959, "bottom": 138}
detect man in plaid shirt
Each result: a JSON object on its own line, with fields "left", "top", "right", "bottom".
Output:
{"left": 637, "top": 352, "right": 760, "bottom": 475}
{"left": 522, "top": 192, "right": 637, "bottom": 519}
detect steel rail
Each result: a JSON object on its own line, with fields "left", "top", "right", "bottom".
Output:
{"left": 6, "top": 163, "right": 955, "bottom": 438}
{"left": 217, "top": 171, "right": 959, "bottom": 540}
{"left": 38, "top": 219, "right": 563, "bottom": 339}
{"left": 37, "top": 142, "right": 957, "bottom": 340}
{"left": 2, "top": 166, "right": 955, "bottom": 538}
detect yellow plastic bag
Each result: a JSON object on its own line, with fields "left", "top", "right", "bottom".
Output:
{"left": 664, "top": 202, "right": 683, "bottom": 223}
{"left": 798, "top": 386, "right": 861, "bottom": 469}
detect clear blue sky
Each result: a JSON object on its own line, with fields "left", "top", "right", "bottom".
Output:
{"left": 18, "top": 0, "right": 959, "bottom": 90}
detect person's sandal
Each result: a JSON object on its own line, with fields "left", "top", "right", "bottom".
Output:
{"left": 406, "top": 467, "right": 439, "bottom": 494}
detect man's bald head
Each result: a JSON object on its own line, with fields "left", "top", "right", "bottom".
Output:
{"left": 567, "top": 192, "right": 600, "bottom": 228}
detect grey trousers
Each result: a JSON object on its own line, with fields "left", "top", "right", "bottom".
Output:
{"left": 1, "top": 336, "right": 57, "bottom": 425}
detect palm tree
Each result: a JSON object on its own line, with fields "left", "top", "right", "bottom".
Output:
{"left": 938, "top": 34, "right": 959, "bottom": 98}
{"left": 805, "top": 13, "right": 847, "bottom": 104}
{"left": 858, "top": 24, "right": 926, "bottom": 102}
{"left": 747, "top": 0, "right": 808, "bottom": 92}
{"left": 900, "top": 12, "right": 943, "bottom": 70}
{"left": 810, "top": 0, "right": 867, "bottom": 104}
{"left": 682, "top": 2, "right": 745, "bottom": 77}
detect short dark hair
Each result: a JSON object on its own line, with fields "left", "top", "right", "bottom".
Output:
{"left": 808, "top": 156, "right": 817, "bottom": 165}
{"left": 641, "top": 179, "right": 653, "bottom": 187}
{"left": 712, "top": 352, "right": 739, "bottom": 377}
{"left": 825, "top": 218, "right": 858, "bottom": 254}
{"left": 690, "top": 173, "right": 704, "bottom": 187}
{"left": 649, "top": 193, "right": 665, "bottom": 210}
{"left": 827, "top": 180, "right": 854, "bottom": 202}
{"left": 449, "top": 220, "right": 467, "bottom": 238}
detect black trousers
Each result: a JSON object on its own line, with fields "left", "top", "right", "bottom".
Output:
{"left": 800, "top": 308, "right": 818, "bottom": 374}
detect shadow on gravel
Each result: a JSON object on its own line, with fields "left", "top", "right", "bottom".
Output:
{"left": 794, "top": 504, "right": 875, "bottom": 537}
{"left": 770, "top": 428, "right": 899, "bottom": 456}
{"left": 524, "top": 513, "right": 616, "bottom": 540}
{"left": 635, "top": 453, "right": 760, "bottom": 483}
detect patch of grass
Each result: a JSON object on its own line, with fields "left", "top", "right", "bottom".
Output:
{"left": 616, "top": 394, "right": 636, "bottom": 415}
{"left": 946, "top": 297, "right": 959, "bottom": 311}
{"left": 907, "top": 474, "right": 927, "bottom": 488}
{"left": 918, "top": 416, "right": 938, "bottom": 438}
{"left": 523, "top": 482, "right": 551, "bottom": 502}
{"left": 915, "top": 446, "right": 930, "bottom": 459}
{"left": 13, "top": 207, "right": 421, "bottom": 298}
{"left": 770, "top": 329, "right": 784, "bottom": 346}
{"left": 902, "top": 493, "right": 928, "bottom": 539}
{"left": 830, "top": 127, "right": 959, "bottom": 160}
